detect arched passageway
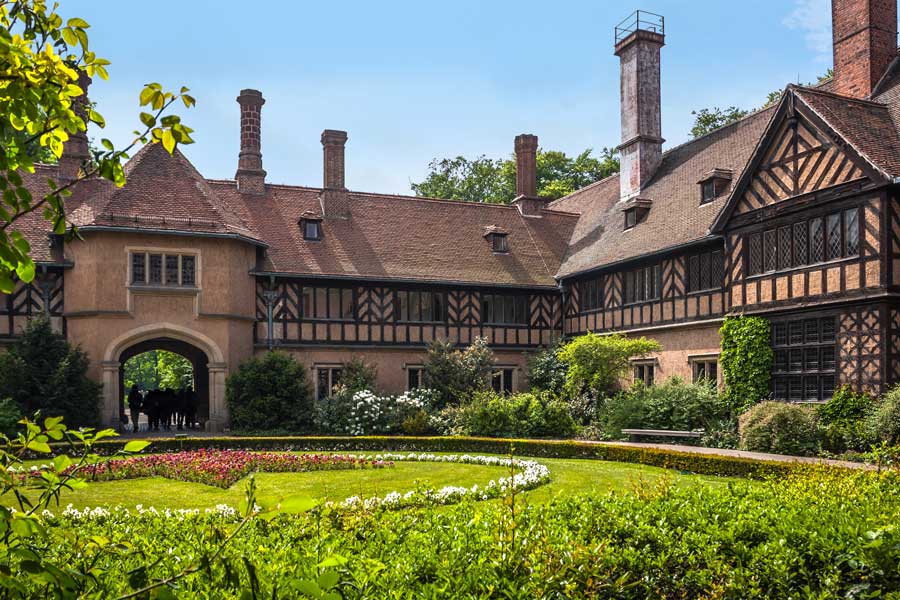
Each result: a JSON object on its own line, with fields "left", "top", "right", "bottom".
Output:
{"left": 118, "top": 339, "right": 209, "bottom": 431}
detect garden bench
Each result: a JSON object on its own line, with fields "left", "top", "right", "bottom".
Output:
{"left": 621, "top": 429, "right": 704, "bottom": 443}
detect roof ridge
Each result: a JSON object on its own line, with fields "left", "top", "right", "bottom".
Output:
{"left": 794, "top": 85, "right": 889, "bottom": 108}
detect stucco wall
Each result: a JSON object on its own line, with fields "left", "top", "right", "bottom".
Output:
{"left": 624, "top": 322, "right": 723, "bottom": 387}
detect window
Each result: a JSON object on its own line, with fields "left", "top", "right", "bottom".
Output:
{"left": 130, "top": 252, "right": 198, "bottom": 288}
{"left": 687, "top": 250, "right": 723, "bottom": 292}
{"left": 633, "top": 362, "right": 655, "bottom": 386}
{"left": 579, "top": 278, "right": 604, "bottom": 312}
{"left": 302, "top": 219, "right": 321, "bottom": 241}
{"left": 397, "top": 290, "right": 447, "bottom": 323}
{"left": 482, "top": 293, "right": 528, "bottom": 325}
{"left": 691, "top": 358, "right": 718, "bottom": 383}
{"left": 771, "top": 316, "right": 836, "bottom": 402}
{"left": 301, "top": 286, "right": 354, "bottom": 320}
{"left": 624, "top": 208, "right": 637, "bottom": 230}
{"left": 491, "top": 368, "right": 515, "bottom": 394}
{"left": 407, "top": 366, "right": 424, "bottom": 391}
{"left": 701, "top": 180, "right": 716, "bottom": 203}
{"left": 623, "top": 264, "right": 661, "bottom": 304}
{"left": 490, "top": 233, "right": 509, "bottom": 253}
{"left": 315, "top": 366, "right": 343, "bottom": 400}
{"left": 745, "top": 208, "right": 860, "bottom": 276}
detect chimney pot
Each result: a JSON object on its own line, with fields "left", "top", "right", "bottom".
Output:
{"left": 614, "top": 13, "right": 665, "bottom": 200}
{"left": 235, "top": 88, "right": 266, "bottom": 195}
{"left": 321, "top": 129, "right": 348, "bottom": 190}
{"left": 832, "top": 0, "right": 897, "bottom": 98}
{"left": 58, "top": 70, "right": 91, "bottom": 183}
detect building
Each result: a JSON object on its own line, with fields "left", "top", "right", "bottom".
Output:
{"left": 8, "top": 0, "right": 900, "bottom": 428}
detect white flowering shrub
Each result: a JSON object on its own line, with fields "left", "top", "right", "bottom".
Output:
{"left": 317, "top": 388, "right": 438, "bottom": 435}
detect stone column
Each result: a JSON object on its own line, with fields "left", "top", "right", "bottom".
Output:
{"left": 100, "top": 360, "right": 121, "bottom": 429}
{"left": 206, "top": 362, "right": 228, "bottom": 432}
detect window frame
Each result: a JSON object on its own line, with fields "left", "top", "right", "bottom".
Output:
{"left": 395, "top": 289, "right": 448, "bottom": 324}
{"left": 302, "top": 219, "right": 322, "bottom": 241}
{"left": 632, "top": 360, "right": 656, "bottom": 386}
{"left": 490, "top": 233, "right": 509, "bottom": 253}
{"left": 301, "top": 286, "right": 356, "bottom": 321}
{"left": 406, "top": 365, "right": 424, "bottom": 391}
{"left": 491, "top": 367, "right": 515, "bottom": 395}
{"left": 314, "top": 364, "right": 344, "bottom": 400}
{"left": 686, "top": 249, "right": 723, "bottom": 293}
{"left": 482, "top": 293, "right": 529, "bottom": 326}
{"left": 771, "top": 316, "right": 837, "bottom": 402}
{"left": 690, "top": 355, "right": 719, "bottom": 384}
{"left": 624, "top": 208, "right": 637, "bottom": 230}
{"left": 128, "top": 250, "right": 199, "bottom": 289}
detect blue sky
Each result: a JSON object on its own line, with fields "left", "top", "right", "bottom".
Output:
{"left": 69, "top": 0, "right": 835, "bottom": 195}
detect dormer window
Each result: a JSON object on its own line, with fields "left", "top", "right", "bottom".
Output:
{"left": 698, "top": 169, "right": 733, "bottom": 205}
{"left": 624, "top": 208, "right": 637, "bottom": 230}
{"left": 483, "top": 225, "right": 510, "bottom": 253}
{"left": 299, "top": 210, "right": 323, "bottom": 241}
{"left": 621, "top": 198, "right": 652, "bottom": 230}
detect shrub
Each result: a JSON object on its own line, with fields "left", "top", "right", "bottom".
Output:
{"left": 817, "top": 386, "right": 876, "bottom": 453}
{"left": 720, "top": 316, "right": 773, "bottom": 411}
{"left": 449, "top": 390, "right": 577, "bottom": 438}
{"left": 316, "top": 387, "right": 434, "bottom": 435}
{"left": 341, "top": 356, "right": 377, "bottom": 393}
{"left": 0, "top": 397, "right": 22, "bottom": 437}
{"left": 596, "top": 377, "right": 728, "bottom": 437}
{"left": 738, "top": 401, "right": 819, "bottom": 456}
{"left": 557, "top": 332, "right": 660, "bottom": 397}
{"left": 819, "top": 385, "right": 874, "bottom": 424}
{"left": 0, "top": 315, "right": 101, "bottom": 427}
{"left": 526, "top": 342, "right": 568, "bottom": 396}
{"left": 867, "top": 384, "right": 900, "bottom": 445}
{"left": 225, "top": 351, "right": 313, "bottom": 432}
{"left": 422, "top": 337, "right": 494, "bottom": 409}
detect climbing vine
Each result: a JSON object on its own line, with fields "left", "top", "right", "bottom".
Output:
{"left": 720, "top": 316, "right": 773, "bottom": 412}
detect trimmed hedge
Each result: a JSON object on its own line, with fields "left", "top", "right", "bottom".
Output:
{"left": 62, "top": 435, "right": 845, "bottom": 480}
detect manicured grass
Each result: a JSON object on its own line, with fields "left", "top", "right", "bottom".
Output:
{"left": 9, "top": 453, "right": 739, "bottom": 510}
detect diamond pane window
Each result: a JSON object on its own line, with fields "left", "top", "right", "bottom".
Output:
{"left": 810, "top": 218, "right": 825, "bottom": 263}
{"left": 793, "top": 222, "right": 807, "bottom": 266}
{"left": 826, "top": 213, "right": 842, "bottom": 260}
{"left": 149, "top": 254, "right": 162, "bottom": 284}
{"left": 844, "top": 209, "right": 859, "bottom": 256}
{"left": 778, "top": 226, "right": 792, "bottom": 270}
{"left": 165, "top": 255, "right": 179, "bottom": 286}
{"left": 131, "top": 253, "right": 145, "bottom": 284}
{"left": 181, "top": 256, "right": 196, "bottom": 287}
{"left": 764, "top": 230, "right": 777, "bottom": 272}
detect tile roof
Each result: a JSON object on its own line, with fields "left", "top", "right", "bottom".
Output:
{"left": 552, "top": 106, "right": 775, "bottom": 278}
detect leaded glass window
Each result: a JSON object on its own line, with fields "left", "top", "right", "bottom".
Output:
{"left": 149, "top": 254, "right": 162, "bottom": 284}
{"left": 845, "top": 208, "right": 859, "bottom": 256}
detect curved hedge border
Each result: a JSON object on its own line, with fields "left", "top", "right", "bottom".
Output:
{"left": 62, "top": 435, "right": 846, "bottom": 480}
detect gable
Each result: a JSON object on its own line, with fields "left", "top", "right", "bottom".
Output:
{"left": 732, "top": 109, "right": 867, "bottom": 216}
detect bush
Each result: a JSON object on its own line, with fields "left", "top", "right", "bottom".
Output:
{"left": 738, "top": 401, "right": 819, "bottom": 456}
{"left": 596, "top": 377, "right": 728, "bottom": 438}
{"left": 0, "top": 315, "right": 101, "bottom": 427}
{"left": 867, "top": 385, "right": 900, "bottom": 445}
{"left": 447, "top": 390, "right": 577, "bottom": 438}
{"left": 819, "top": 385, "right": 874, "bottom": 424}
{"left": 526, "top": 342, "right": 568, "bottom": 396}
{"left": 557, "top": 332, "right": 660, "bottom": 397}
{"left": 0, "top": 397, "right": 22, "bottom": 437}
{"left": 817, "top": 386, "right": 876, "bottom": 453}
{"left": 316, "top": 387, "right": 434, "bottom": 435}
{"left": 225, "top": 352, "right": 313, "bottom": 432}
{"left": 422, "top": 337, "right": 494, "bottom": 409}
{"left": 341, "top": 356, "right": 377, "bottom": 393}
{"left": 720, "top": 316, "right": 773, "bottom": 411}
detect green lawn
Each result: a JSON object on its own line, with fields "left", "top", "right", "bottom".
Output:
{"left": 8, "top": 453, "right": 739, "bottom": 511}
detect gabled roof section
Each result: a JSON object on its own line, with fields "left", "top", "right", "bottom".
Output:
{"left": 71, "top": 143, "right": 261, "bottom": 243}
{"left": 210, "top": 182, "right": 579, "bottom": 288}
{"left": 712, "top": 87, "right": 895, "bottom": 232}
{"left": 553, "top": 105, "right": 774, "bottom": 279}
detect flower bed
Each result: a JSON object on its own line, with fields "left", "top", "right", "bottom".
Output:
{"left": 70, "top": 449, "right": 392, "bottom": 488}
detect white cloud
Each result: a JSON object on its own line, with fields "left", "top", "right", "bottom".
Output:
{"left": 784, "top": 0, "right": 832, "bottom": 61}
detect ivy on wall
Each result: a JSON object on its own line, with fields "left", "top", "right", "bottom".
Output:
{"left": 720, "top": 316, "right": 773, "bottom": 412}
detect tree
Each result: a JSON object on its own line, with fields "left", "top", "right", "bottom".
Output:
{"left": 411, "top": 147, "right": 619, "bottom": 204}
{"left": 0, "top": 315, "right": 101, "bottom": 427}
{"left": 689, "top": 107, "right": 750, "bottom": 138}
{"left": 422, "top": 337, "right": 495, "bottom": 408}
{"left": 123, "top": 350, "right": 193, "bottom": 390}
{"left": 225, "top": 352, "right": 314, "bottom": 432}
{"left": 556, "top": 332, "right": 660, "bottom": 397}
{"left": 0, "top": 1, "right": 196, "bottom": 293}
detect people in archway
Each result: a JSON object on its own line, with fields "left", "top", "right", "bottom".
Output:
{"left": 127, "top": 384, "right": 142, "bottom": 433}
{"left": 181, "top": 385, "right": 197, "bottom": 430}
{"left": 144, "top": 390, "right": 160, "bottom": 431}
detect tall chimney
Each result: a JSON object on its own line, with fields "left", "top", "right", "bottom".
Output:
{"left": 321, "top": 129, "right": 348, "bottom": 189}
{"left": 58, "top": 71, "right": 91, "bottom": 183}
{"left": 235, "top": 89, "right": 266, "bottom": 195}
{"left": 614, "top": 11, "right": 665, "bottom": 200}
{"left": 832, "top": 0, "right": 897, "bottom": 98}
{"left": 514, "top": 134, "right": 538, "bottom": 198}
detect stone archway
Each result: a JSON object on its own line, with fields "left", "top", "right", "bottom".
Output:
{"left": 101, "top": 323, "right": 228, "bottom": 431}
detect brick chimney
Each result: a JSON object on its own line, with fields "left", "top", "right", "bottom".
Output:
{"left": 511, "top": 134, "right": 547, "bottom": 216}
{"left": 614, "top": 11, "right": 665, "bottom": 200}
{"left": 235, "top": 89, "right": 266, "bottom": 195}
{"left": 58, "top": 71, "right": 91, "bottom": 183}
{"left": 321, "top": 130, "right": 349, "bottom": 218}
{"left": 832, "top": 0, "right": 897, "bottom": 98}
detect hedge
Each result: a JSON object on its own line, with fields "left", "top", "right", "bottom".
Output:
{"left": 55, "top": 435, "right": 844, "bottom": 480}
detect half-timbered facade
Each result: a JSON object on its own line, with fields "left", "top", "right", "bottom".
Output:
{"left": 8, "top": 0, "right": 900, "bottom": 428}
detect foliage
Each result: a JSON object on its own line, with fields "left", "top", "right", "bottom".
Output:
{"left": 314, "top": 387, "right": 433, "bottom": 436}
{"left": 0, "top": 315, "right": 101, "bottom": 427}
{"left": 867, "top": 384, "right": 900, "bottom": 445}
{"left": 817, "top": 385, "right": 876, "bottom": 454}
{"left": 719, "top": 316, "right": 773, "bottom": 411}
{"left": 557, "top": 332, "right": 660, "bottom": 397}
{"left": 444, "top": 390, "right": 577, "bottom": 438}
{"left": 819, "top": 385, "right": 874, "bottom": 424}
{"left": 738, "top": 401, "right": 819, "bottom": 456}
{"left": 225, "top": 351, "right": 313, "bottom": 432}
{"left": 411, "top": 147, "right": 619, "bottom": 204}
{"left": 123, "top": 349, "right": 193, "bottom": 390}
{"left": 422, "top": 337, "right": 495, "bottom": 409}
{"left": 689, "top": 106, "right": 750, "bottom": 138}
{"left": 596, "top": 377, "right": 729, "bottom": 438}
{"left": 0, "top": 397, "right": 22, "bottom": 437}
{"left": 526, "top": 342, "right": 568, "bottom": 397}
{"left": 0, "top": 1, "right": 196, "bottom": 292}
{"left": 340, "top": 356, "right": 377, "bottom": 393}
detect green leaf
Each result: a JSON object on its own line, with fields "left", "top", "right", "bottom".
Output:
{"left": 66, "top": 17, "right": 90, "bottom": 28}
{"left": 139, "top": 112, "right": 156, "bottom": 128}
{"left": 52, "top": 454, "right": 72, "bottom": 472}
{"left": 317, "top": 571, "right": 339, "bottom": 590}
{"left": 123, "top": 440, "right": 150, "bottom": 453}
{"left": 296, "top": 580, "right": 321, "bottom": 597}
{"left": 26, "top": 439, "right": 51, "bottom": 453}
{"left": 278, "top": 495, "right": 317, "bottom": 514}
{"left": 316, "top": 555, "right": 348, "bottom": 568}
{"left": 9, "top": 114, "right": 25, "bottom": 131}
{"left": 139, "top": 86, "right": 155, "bottom": 107}
{"left": 161, "top": 130, "right": 175, "bottom": 154}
